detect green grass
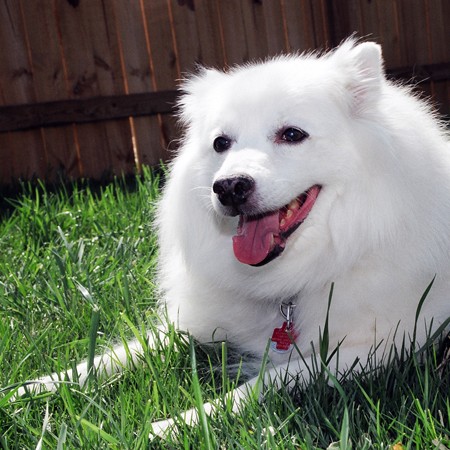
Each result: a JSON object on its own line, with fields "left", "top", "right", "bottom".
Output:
{"left": 0, "top": 168, "right": 449, "bottom": 449}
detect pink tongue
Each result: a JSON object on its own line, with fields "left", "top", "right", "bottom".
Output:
{"left": 232, "top": 211, "right": 280, "bottom": 265}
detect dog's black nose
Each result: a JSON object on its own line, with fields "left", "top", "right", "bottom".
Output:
{"left": 213, "top": 175, "right": 255, "bottom": 207}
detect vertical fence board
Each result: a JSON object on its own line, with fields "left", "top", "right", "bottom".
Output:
{"left": 309, "top": 0, "right": 330, "bottom": 48}
{"left": 398, "top": 0, "right": 430, "bottom": 66}
{"left": 54, "top": 0, "right": 134, "bottom": 179}
{"left": 428, "top": 0, "right": 450, "bottom": 62}
{"left": 396, "top": 0, "right": 433, "bottom": 100}
{"left": 283, "top": 0, "right": 317, "bottom": 52}
{"left": 141, "top": 1, "right": 180, "bottom": 87}
{"left": 426, "top": 0, "right": 450, "bottom": 109}
{"left": 141, "top": 0, "right": 180, "bottom": 152}
{"left": 261, "top": 0, "right": 289, "bottom": 54}
{"left": 168, "top": 0, "right": 205, "bottom": 155}
{"left": 372, "top": 0, "right": 402, "bottom": 69}
{"left": 169, "top": 0, "right": 202, "bottom": 73}
{"left": 112, "top": 0, "right": 165, "bottom": 167}
{"left": 240, "top": 0, "right": 269, "bottom": 60}
{"left": 427, "top": 0, "right": 449, "bottom": 63}
{"left": 180, "top": 0, "right": 225, "bottom": 68}
{"left": 20, "top": 0, "right": 81, "bottom": 181}
{"left": 0, "top": 1, "right": 47, "bottom": 183}
{"left": 216, "top": 0, "right": 250, "bottom": 64}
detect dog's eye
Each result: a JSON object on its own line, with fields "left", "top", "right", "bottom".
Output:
{"left": 280, "top": 127, "right": 309, "bottom": 144}
{"left": 213, "top": 136, "right": 232, "bottom": 153}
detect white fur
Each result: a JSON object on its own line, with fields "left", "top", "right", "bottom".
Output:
{"left": 158, "top": 39, "right": 450, "bottom": 356}
{"left": 14, "top": 39, "right": 450, "bottom": 438}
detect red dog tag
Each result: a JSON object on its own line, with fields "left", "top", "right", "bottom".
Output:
{"left": 270, "top": 321, "right": 298, "bottom": 353}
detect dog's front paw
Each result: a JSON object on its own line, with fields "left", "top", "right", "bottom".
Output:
{"left": 149, "top": 417, "right": 179, "bottom": 441}
{"left": 150, "top": 405, "right": 201, "bottom": 441}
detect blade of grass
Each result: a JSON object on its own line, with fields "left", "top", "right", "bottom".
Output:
{"left": 87, "top": 304, "right": 100, "bottom": 385}
{"left": 35, "top": 401, "right": 50, "bottom": 450}
{"left": 76, "top": 417, "right": 120, "bottom": 446}
{"left": 189, "top": 335, "right": 215, "bottom": 449}
{"left": 56, "top": 422, "right": 67, "bottom": 450}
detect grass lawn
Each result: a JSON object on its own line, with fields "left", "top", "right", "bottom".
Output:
{"left": 0, "top": 168, "right": 449, "bottom": 449}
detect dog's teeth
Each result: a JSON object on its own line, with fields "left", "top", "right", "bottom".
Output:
{"left": 288, "top": 199, "right": 300, "bottom": 210}
{"left": 280, "top": 218, "right": 286, "bottom": 228}
{"left": 286, "top": 209, "right": 293, "bottom": 219}
{"left": 268, "top": 234, "right": 275, "bottom": 247}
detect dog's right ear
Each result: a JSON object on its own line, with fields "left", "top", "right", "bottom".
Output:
{"left": 177, "top": 68, "right": 224, "bottom": 126}
{"left": 332, "top": 39, "right": 384, "bottom": 114}
{"left": 347, "top": 41, "right": 384, "bottom": 102}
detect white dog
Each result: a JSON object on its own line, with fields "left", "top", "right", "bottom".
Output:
{"left": 15, "top": 39, "right": 450, "bottom": 437}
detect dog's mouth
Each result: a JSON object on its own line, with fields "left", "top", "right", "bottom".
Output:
{"left": 232, "top": 185, "right": 321, "bottom": 266}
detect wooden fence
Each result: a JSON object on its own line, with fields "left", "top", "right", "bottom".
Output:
{"left": 0, "top": 0, "right": 449, "bottom": 185}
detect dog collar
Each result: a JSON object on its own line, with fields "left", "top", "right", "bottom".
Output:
{"left": 270, "top": 301, "right": 299, "bottom": 353}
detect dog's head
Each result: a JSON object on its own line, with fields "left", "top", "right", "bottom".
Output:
{"left": 175, "top": 39, "right": 389, "bottom": 279}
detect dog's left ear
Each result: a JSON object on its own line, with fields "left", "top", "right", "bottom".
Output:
{"left": 177, "top": 68, "right": 224, "bottom": 127}
{"left": 334, "top": 40, "right": 384, "bottom": 112}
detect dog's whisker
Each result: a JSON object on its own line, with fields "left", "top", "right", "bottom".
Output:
{"left": 190, "top": 185, "right": 211, "bottom": 193}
